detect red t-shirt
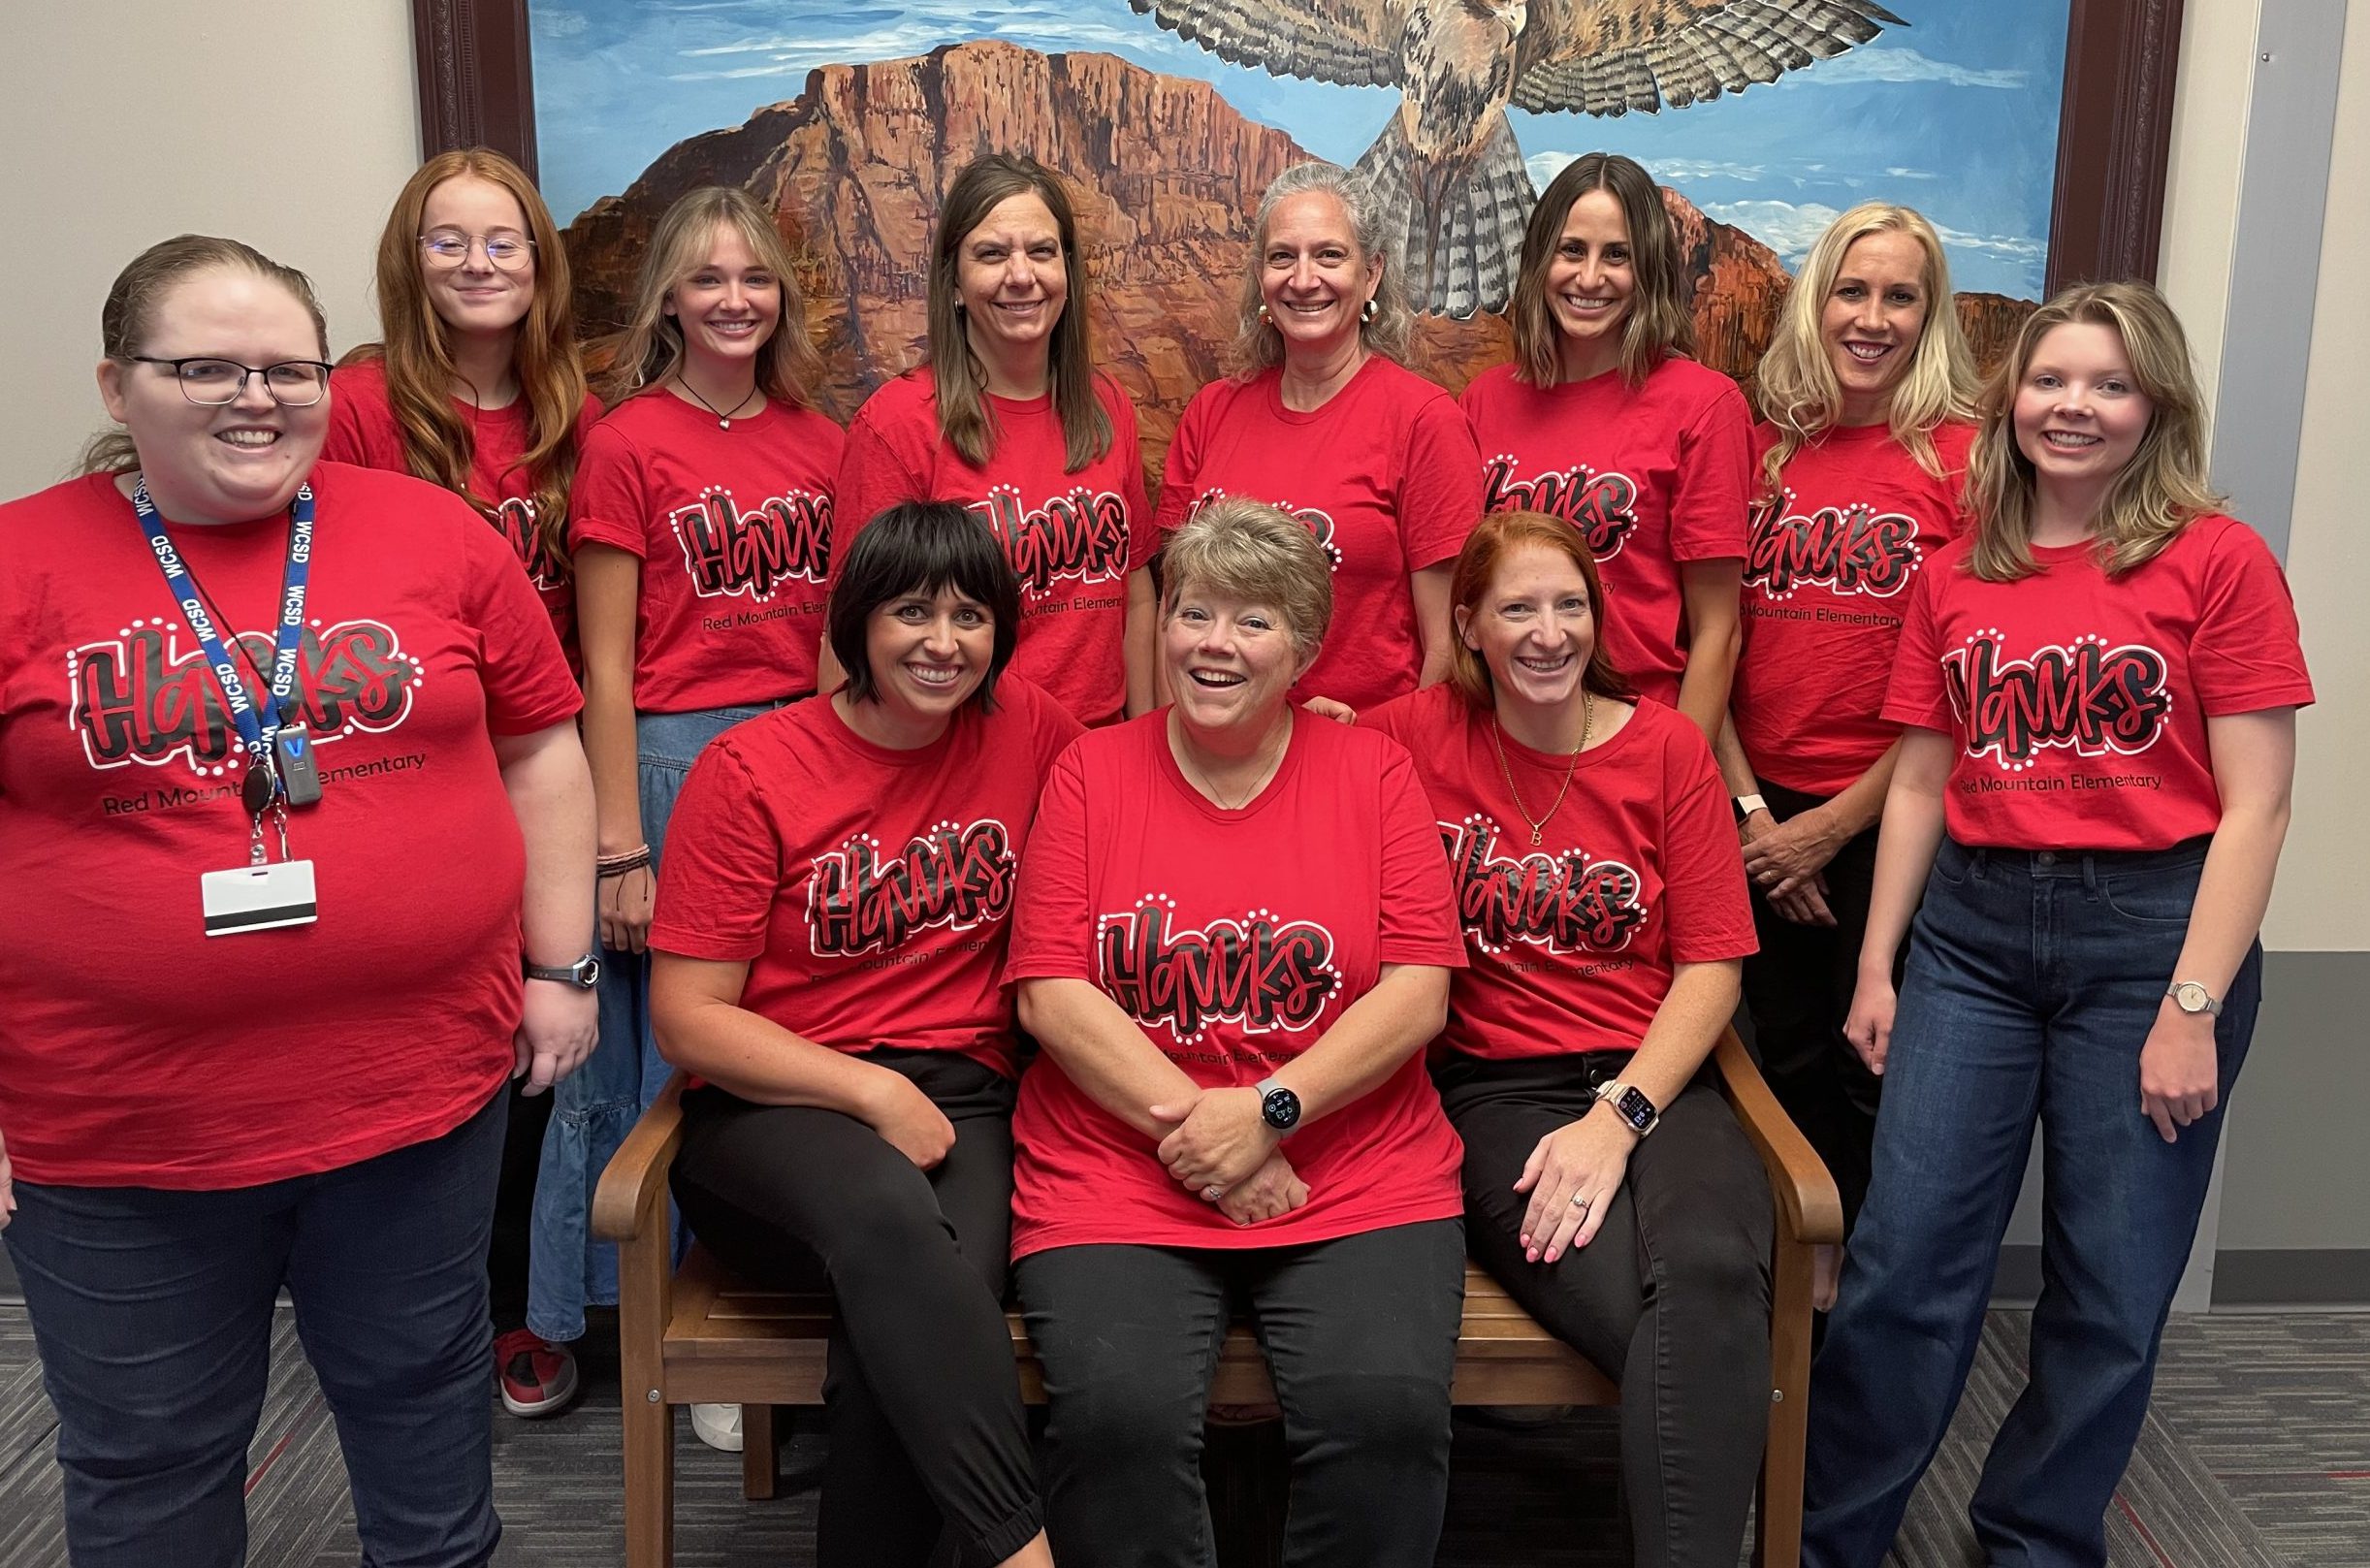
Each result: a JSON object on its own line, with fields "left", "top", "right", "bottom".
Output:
{"left": 651, "top": 678, "right": 1082, "bottom": 1077}
{"left": 0, "top": 465, "right": 583, "bottom": 1187}
{"left": 832, "top": 368, "right": 1154, "bottom": 725}
{"left": 1154, "top": 358, "right": 1483, "bottom": 711}
{"left": 1884, "top": 516, "right": 2315, "bottom": 850}
{"left": 569, "top": 392, "right": 844, "bottom": 713}
{"left": 1006, "top": 713, "right": 1468, "bottom": 1258}
{"left": 324, "top": 358, "right": 601, "bottom": 666}
{"left": 1461, "top": 357, "right": 1752, "bottom": 707}
{"left": 1366, "top": 687, "right": 1755, "bottom": 1058}
{"left": 1733, "top": 420, "right": 1975, "bottom": 796}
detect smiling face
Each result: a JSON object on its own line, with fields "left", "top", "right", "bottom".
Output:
{"left": 2012, "top": 321, "right": 2154, "bottom": 498}
{"left": 1258, "top": 190, "right": 1380, "bottom": 361}
{"left": 864, "top": 583, "right": 996, "bottom": 730}
{"left": 1457, "top": 542, "right": 1597, "bottom": 716}
{"left": 955, "top": 191, "right": 1069, "bottom": 368}
{"left": 97, "top": 267, "right": 329, "bottom": 526}
{"left": 1822, "top": 229, "right": 1932, "bottom": 426}
{"left": 1546, "top": 188, "right": 1634, "bottom": 380}
{"left": 663, "top": 221, "right": 782, "bottom": 376}
{"left": 1163, "top": 583, "right": 1307, "bottom": 736}
{"left": 419, "top": 174, "right": 536, "bottom": 340}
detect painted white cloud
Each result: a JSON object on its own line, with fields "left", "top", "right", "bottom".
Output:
{"left": 1702, "top": 198, "right": 2044, "bottom": 273}
{"left": 1802, "top": 46, "right": 2027, "bottom": 90}
{"left": 669, "top": 16, "right": 1187, "bottom": 79}
{"left": 1528, "top": 151, "right": 1770, "bottom": 190}
{"left": 534, "top": 7, "right": 588, "bottom": 37}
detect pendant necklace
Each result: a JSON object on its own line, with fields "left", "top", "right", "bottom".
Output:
{"left": 678, "top": 377, "right": 761, "bottom": 430}
{"left": 1493, "top": 692, "right": 1591, "bottom": 847}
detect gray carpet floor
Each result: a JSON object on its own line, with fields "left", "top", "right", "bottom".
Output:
{"left": 1, "top": 1302, "right": 2363, "bottom": 1566}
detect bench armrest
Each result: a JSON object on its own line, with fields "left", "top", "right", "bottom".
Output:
{"left": 1713, "top": 1030, "right": 1844, "bottom": 1248}
{"left": 593, "top": 1069, "right": 689, "bottom": 1243}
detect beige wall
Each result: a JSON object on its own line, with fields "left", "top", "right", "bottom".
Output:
{"left": 0, "top": 1, "right": 421, "bottom": 499}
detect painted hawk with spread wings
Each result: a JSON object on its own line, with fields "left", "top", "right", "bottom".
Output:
{"left": 1127, "top": 0, "right": 1906, "bottom": 317}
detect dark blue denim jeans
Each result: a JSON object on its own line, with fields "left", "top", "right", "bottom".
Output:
{"left": 4, "top": 1088, "right": 507, "bottom": 1568}
{"left": 1804, "top": 836, "right": 2260, "bottom": 1568}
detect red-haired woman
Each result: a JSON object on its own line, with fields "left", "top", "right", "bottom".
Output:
{"left": 327, "top": 146, "right": 601, "bottom": 1419}
{"left": 1366, "top": 510, "right": 1772, "bottom": 1568}
{"left": 1461, "top": 154, "right": 1750, "bottom": 740}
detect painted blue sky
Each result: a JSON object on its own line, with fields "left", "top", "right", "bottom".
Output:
{"left": 530, "top": 0, "right": 2069, "bottom": 298}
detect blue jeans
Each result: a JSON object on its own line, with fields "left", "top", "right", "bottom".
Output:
{"left": 528, "top": 703, "right": 780, "bottom": 1342}
{"left": 4, "top": 1089, "right": 507, "bottom": 1568}
{"left": 1804, "top": 836, "right": 2261, "bottom": 1568}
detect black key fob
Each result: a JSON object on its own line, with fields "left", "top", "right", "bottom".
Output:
{"left": 272, "top": 726, "right": 324, "bottom": 807}
{"left": 240, "top": 754, "right": 278, "bottom": 815}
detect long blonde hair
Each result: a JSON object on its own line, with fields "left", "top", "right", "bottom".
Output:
{"left": 345, "top": 148, "right": 590, "bottom": 573}
{"left": 1755, "top": 202, "right": 1979, "bottom": 500}
{"left": 597, "top": 185, "right": 822, "bottom": 408}
{"left": 1507, "top": 153, "right": 1691, "bottom": 389}
{"left": 1225, "top": 161, "right": 1413, "bottom": 376}
{"left": 1965, "top": 279, "right": 2221, "bottom": 582}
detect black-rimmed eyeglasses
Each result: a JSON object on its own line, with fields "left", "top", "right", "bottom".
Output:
{"left": 126, "top": 356, "right": 334, "bottom": 407}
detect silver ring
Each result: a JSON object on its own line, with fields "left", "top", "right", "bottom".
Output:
{"left": 1569, "top": 1194, "right": 1590, "bottom": 1211}
{"left": 1201, "top": 1183, "right": 1225, "bottom": 1201}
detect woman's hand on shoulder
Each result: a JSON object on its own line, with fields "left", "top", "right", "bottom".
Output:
{"left": 1216, "top": 1149, "right": 1309, "bottom": 1226}
{"left": 515, "top": 979, "right": 599, "bottom": 1095}
{"left": 1842, "top": 974, "right": 1896, "bottom": 1075}
{"left": 1512, "top": 1103, "right": 1638, "bottom": 1264}
{"left": 862, "top": 1068, "right": 957, "bottom": 1170}
{"left": 1301, "top": 695, "right": 1357, "bottom": 725}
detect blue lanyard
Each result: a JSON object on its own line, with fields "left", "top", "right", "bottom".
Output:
{"left": 128, "top": 474, "right": 315, "bottom": 770}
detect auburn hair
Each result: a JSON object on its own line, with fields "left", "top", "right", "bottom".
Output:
{"left": 345, "top": 148, "right": 590, "bottom": 575}
{"left": 1446, "top": 510, "right": 1634, "bottom": 709}
{"left": 1508, "top": 154, "right": 1692, "bottom": 389}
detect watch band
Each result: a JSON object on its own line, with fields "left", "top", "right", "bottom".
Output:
{"left": 1734, "top": 792, "right": 1769, "bottom": 822}
{"left": 1595, "top": 1078, "right": 1660, "bottom": 1137}
{"left": 525, "top": 953, "right": 601, "bottom": 990}
{"left": 2165, "top": 980, "right": 2224, "bottom": 1017}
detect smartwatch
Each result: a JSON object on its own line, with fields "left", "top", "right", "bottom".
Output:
{"left": 2165, "top": 980, "right": 2223, "bottom": 1017}
{"left": 1255, "top": 1076, "right": 1302, "bottom": 1136}
{"left": 526, "top": 953, "right": 602, "bottom": 990}
{"left": 1733, "top": 792, "right": 1769, "bottom": 824}
{"left": 1595, "top": 1079, "right": 1660, "bottom": 1137}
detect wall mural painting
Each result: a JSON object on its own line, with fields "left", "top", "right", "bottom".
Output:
{"left": 480, "top": 0, "right": 2086, "bottom": 479}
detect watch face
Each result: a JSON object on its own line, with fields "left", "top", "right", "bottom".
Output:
{"left": 1610, "top": 1086, "right": 1655, "bottom": 1131}
{"left": 2172, "top": 981, "right": 2210, "bottom": 1013}
{"left": 574, "top": 956, "right": 603, "bottom": 988}
{"left": 1262, "top": 1086, "right": 1302, "bottom": 1132}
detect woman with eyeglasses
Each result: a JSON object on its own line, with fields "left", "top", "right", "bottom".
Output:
{"left": 0, "top": 234, "right": 594, "bottom": 1568}
{"left": 325, "top": 146, "right": 603, "bottom": 1422}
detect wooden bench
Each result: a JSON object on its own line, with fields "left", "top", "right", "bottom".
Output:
{"left": 593, "top": 1031, "right": 1841, "bottom": 1568}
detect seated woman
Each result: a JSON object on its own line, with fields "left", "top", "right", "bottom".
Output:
{"left": 648, "top": 502, "right": 1076, "bottom": 1568}
{"left": 1009, "top": 497, "right": 1470, "bottom": 1568}
{"left": 1366, "top": 510, "right": 1770, "bottom": 1568}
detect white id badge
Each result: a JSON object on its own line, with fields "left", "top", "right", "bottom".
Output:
{"left": 200, "top": 859, "right": 319, "bottom": 936}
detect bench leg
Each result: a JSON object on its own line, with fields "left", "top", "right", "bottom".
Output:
{"left": 624, "top": 1390, "right": 676, "bottom": 1568}
{"left": 1757, "top": 1238, "right": 1814, "bottom": 1568}
{"left": 742, "top": 1403, "right": 781, "bottom": 1500}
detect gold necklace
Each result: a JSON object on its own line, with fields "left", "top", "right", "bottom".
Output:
{"left": 1492, "top": 692, "right": 1591, "bottom": 848}
{"left": 1172, "top": 713, "right": 1290, "bottom": 811}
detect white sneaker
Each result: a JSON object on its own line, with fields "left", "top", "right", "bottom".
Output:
{"left": 690, "top": 1401, "right": 744, "bottom": 1453}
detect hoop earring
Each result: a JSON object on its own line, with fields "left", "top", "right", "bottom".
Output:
{"left": 1361, "top": 298, "right": 1378, "bottom": 324}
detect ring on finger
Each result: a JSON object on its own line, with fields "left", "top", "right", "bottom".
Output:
{"left": 1201, "top": 1183, "right": 1224, "bottom": 1201}
{"left": 1568, "top": 1193, "right": 1590, "bottom": 1212}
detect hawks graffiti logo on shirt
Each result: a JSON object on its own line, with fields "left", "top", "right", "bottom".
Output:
{"left": 1185, "top": 490, "right": 1340, "bottom": 570}
{"left": 1442, "top": 816, "right": 1648, "bottom": 957}
{"left": 67, "top": 619, "right": 423, "bottom": 777}
{"left": 809, "top": 818, "right": 1016, "bottom": 958}
{"left": 491, "top": 496, "right": 567, "bottom": 592}
{"left": 970, "top": 484, "right": 1130, "bottom": 597}
{"left": 670, "top": 485, "right": 832, "bottom": 601}
{"left": 1745, "top": 496, "right": 1923, "bottom": 599}
{"left": 1099, "top": 897, "right": 1341, "bottom": 1042}
{"left": 1482, "top": 456, "right": 1639, "bottom": 560}
{"left": 1941, "top": 632, "right": 2173, "bottom": 770}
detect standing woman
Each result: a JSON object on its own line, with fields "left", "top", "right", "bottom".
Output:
{"left": 1462, "top": 152, "right": 1750, "bottom": 739}
{"left": 825, "top": 153, "right": 1155, "bottom": 724}
{"left": 1806, "top": 281, "right": 2312, "bottom": 1567}
{"left": 534, "top": 185, "right": 844, "bottom": 1360}
{"left": 1713, "top": 203, "right": 1980, "bottom": 1237}
{"left": 328, "top": 146, "right": 602, "bottom": 1419}
{"left": 1157, "top": 159, "right": 1483, "bottom": 714}
{"left": 1367, "top": 511, "right": 1771, "bottom": 1568}
{"left": 0, "top": 236, "right": 593, "bottom": 1567}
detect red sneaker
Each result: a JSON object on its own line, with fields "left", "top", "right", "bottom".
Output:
{"left": 496, "top": 1328, "right": 580, "bottom": 1419}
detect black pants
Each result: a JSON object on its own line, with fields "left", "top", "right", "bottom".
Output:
{"left": 1435, "top": 1052, "right": 1773, "bottom": 1568}
{"left": 1015, "top": 1219, "right": 1465, "bottom": 1568}
{"left": 1740, "top": 778, "right": 1885, "bottom": 1232}
{"left": 669, "top": 1048, "right": 1042, "bottom": 1568}
{"left": 487, "top": 1075, "right": 553, "bottom": 1334}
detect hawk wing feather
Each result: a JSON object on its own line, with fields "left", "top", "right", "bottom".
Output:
{"left": 1512, "top": 0, "right": 1904, "bottom": 115}
{"left": 1124, "top": 0, "right": 1416, "bottom": 89}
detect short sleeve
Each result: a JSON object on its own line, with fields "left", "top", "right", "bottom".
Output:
{"left": 1006, "top": 746, "right": 1097, "bottom": 984}
{"left": 1669, "top": 378, "right": 1753, "bottom": 561}
{"left": 459, "top": 509, "right": 582, "bottom": 734}
{"left": 1394, "top": 393, "right": 1485, "bottom": 571}
{"left": 1374, "top": 743, "right": 1467, "bottom": 968}
{"left": 827, "top": 409, "right": 925, "bottom": 588}
{"left": 567, "top": 421, "right": 653, "bottom": 559}
{"left": 1154, "top": 388, "right": 1211, "bottom": 534}
{"left": 1107, "top": 387, "right": 1158, "bottom": 573}
{"left": 322, "top": 371, "right": 406, "bottom": 471}
{"left": 1027, "top": 683, "right": 1090, "bottom": 778}
{"left": 2189, "top": 521, "right": 2316, "bottom": 716}
{"left": 649, "top": 739, "right": 782, "bottom": 961}
{"left": 1659, "top": 730, "right": 1757, "bottom": 963}
{"left": 1880, "top": 564, "right": 1953, "bottom": 732}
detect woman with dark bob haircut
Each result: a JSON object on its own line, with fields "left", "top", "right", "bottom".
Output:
{"left": 649, "top": 501, "right": 1078, "bottom": 1568}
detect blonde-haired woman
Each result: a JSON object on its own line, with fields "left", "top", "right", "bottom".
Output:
{"left": 537, "top": 185, "right": 844, "bottom": 1372}
{"left": 1711, "top": 203, "right": 1979, "bottom": 1240}
{"left": 328, "top": 146, "right": 603, "bottom": 1418}
{"left": 1155, "top": 160, "right": 1483, "bottom": 714}
{"left": 825, "top": 152, "right": 1155, "bottom": 725}
{"left": 1805, "top": 280, "right": 2312, "bottom": 1566}
{"left": 1462, "top": 153, "right": 1751, "bottom": 740}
